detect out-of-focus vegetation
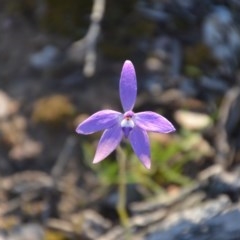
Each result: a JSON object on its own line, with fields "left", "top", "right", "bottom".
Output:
{"left": 1, "top": 0, "right": 240, "bottom": 239}
{"left": 82, "top": 126, "right": 213, "bottom": 196}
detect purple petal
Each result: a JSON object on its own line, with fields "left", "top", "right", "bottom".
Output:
{"left": 76, "top": 110, "right": 121, "bottom": 134}
{"left": 93, "top": 125, "right": 123, "bottom": 163}
{"left": 129, "top": 127, "right": 151, "bottom": 169}
{"left": 135, "top": 111, "right": 175, "bottom": 133}
{"left": 119, "top": 60, "right": 137, "bottom": 112}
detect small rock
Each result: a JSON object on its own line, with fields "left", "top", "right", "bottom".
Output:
{"left": 202, "top": 6, "right": 240, "bottom": 70}
{"left": 145, "top": 57, "right": 164, "bottom": 72}
{"left": 174, "top": 110, "right": 212, "bottom": 130}
{"left": 0, "top": 91, "right": 19, "bottom": 119}
{"left": 0, "top": 116, "right": 27, "bottom": 146}
{"left": 146, "top": 196, "right": 233, "bottom": 240}
{"left": 6, "top": 224, "right": 44, "bottom": 240}
{"left": 9, "top": 138, "right": 42, "bottom": 161}
{"left": 32, "top": 94, "right": 76, "bottom": 126}
{"left": 29, "top": 45, "right": 60, "bottom": 70}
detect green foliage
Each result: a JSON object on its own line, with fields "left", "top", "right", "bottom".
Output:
{"left": 184, "top": 65, "right": 203, "bottom": 79}
{"left": 81, "top": 130, "right": 210, "bottom": 197}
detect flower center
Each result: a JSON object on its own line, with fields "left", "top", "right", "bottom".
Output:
{"left": 120, "top": 111, "right": 135, "bottom": 137}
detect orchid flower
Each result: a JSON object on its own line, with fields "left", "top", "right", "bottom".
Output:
{"left": 76, "top": 60, "right": 175, "bottom": 169}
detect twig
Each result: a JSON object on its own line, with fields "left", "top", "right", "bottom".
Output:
{"left": 68, "top": 0, "right": 106, "bottom": 77}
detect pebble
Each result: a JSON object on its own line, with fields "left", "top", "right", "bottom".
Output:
{"left": 202, "top": 6, "right": 240, "bottom": 67}
{"left": 29, "top": 45, "right": 60, "bottom": 70}
{"left": 0, "top": 224, "right": 44, "bottom": 240}
{"left": 174, "top": 110, "right": 212, "bottom": 130}
{"left": 9, "top": 138, "right": 42, "bottom": 161}
{"left": 0, "top": 91, "right": 19, "bottom": 119}
{"left": 147, "top": 196, "right": 236, "bottom": 240}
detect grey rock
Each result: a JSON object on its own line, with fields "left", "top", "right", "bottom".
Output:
{"left": 146, "top": 197, "right": 240, "bottom": 240}
{"left": 5, "top": 224, "right": 44, "bottom": 240}
{"left": 202, "top": 6, "right": 240, "bottom": 72}
{"left": 29, "top": 45, "right": 60, "bottom": 70}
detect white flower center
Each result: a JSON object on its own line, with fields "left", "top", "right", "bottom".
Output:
{"left": 120, "top": 111, "right": 135, "bottom": 137}
{"left": 120, "top": 118, "right": 135, "bottom": 128}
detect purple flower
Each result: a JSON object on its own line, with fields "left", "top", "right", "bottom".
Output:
{"left": 76, "top": 60, "right": 175, "bottom": 169}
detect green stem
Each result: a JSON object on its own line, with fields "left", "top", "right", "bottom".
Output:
{"left": 116, "top": 146, "right": 130, "bottom": 237}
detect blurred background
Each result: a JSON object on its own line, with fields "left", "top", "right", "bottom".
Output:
{"left": 0, "top": 0, "right": 240, "bottom": 239}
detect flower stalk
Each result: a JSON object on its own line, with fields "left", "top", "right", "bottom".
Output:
{"left": 116, "top": 146, "right": 131, "bottom": 239}
{"left": 117, "top": 146, "right": 129, "bottom": 226}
